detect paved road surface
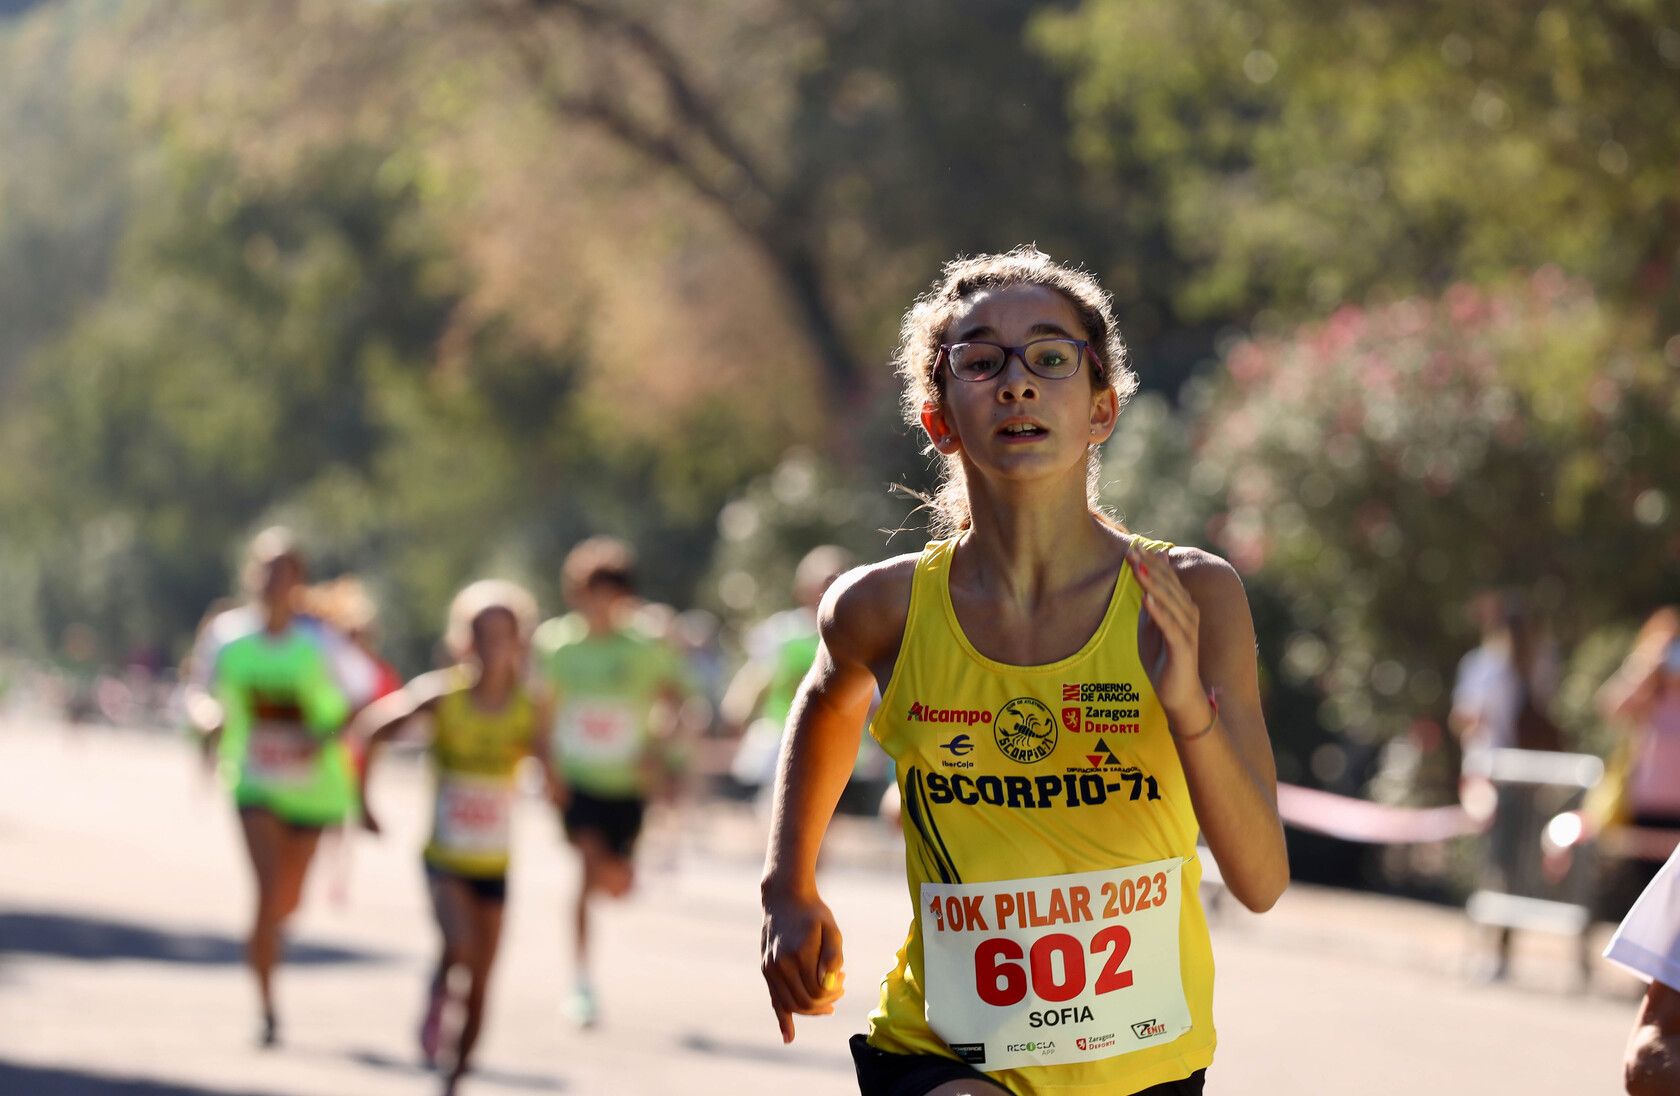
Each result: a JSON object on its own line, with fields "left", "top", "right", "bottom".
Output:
{"left": 0, "top": 718, "right": 1639, "bottom": 1094}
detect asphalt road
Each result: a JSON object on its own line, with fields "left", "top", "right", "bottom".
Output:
{"left": 0, "top": 717, "right": 1640, "bottom": 1095}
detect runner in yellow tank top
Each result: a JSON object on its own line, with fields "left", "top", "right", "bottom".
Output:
{"left": 353, "top": 580, "right": 553, "bottom": 1096}
{"left": 761, "top": 249, "right": 1289, "bottom": 1096}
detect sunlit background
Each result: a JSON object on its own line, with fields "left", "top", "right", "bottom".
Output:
{"left": 0, "top": 1, "right": 1676, "bottom": 1093}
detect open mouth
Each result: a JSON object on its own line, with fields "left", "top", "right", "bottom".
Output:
{"left": 998, "top": 422, "right": 1048, "bottom": 438}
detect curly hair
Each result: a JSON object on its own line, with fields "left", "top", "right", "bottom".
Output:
{"left": 445, "top": 579, "right": 539, "bottom": 661}
{"left": 894, "top": 247, "right": 1138, "bottom": 537}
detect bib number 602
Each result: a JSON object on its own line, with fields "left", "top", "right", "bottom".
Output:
{"left": 973, "top": 928, "right": 1131, "bottom": 1007}
{"left": 970, "top": 870, "right": 1170, "bottom": 1008}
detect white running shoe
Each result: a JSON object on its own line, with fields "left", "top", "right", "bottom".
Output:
{"left": 565, "top": 983, "right": 599, "bottom": 1030}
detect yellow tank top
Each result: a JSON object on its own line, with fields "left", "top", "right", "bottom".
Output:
{"left": 866, "top": 537, "right": 1216, "bottom": 1094}
{"left": 424, "top": 673, "right": 538, "bottom": 878}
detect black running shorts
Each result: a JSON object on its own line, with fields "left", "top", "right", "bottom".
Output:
{"left": 849, "top": 1034, "right": 1206, "bottom": 1096}
{"left": 560, "top": 786, "right": 646, "bottom": 860}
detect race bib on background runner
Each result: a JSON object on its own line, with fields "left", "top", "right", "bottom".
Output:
{"left": 434, "top": 774, "right": 514, "bottom": 855}
{"left": 245, "top": 722, "right": 318, "bottom": 788}
{"left": 921, "top": 859, "right": 1191, "bottom": 1072}
{"left": 557, "top": 701, "right": 640, "bottom": 767}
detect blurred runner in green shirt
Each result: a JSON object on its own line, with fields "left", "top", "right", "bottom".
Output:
{"left": 725, "top": 546, "right": 854, "bottom": 798}
{"left": 725, "top": 545, "right": 892, "bottom": 816}
{"left": 181, "top": 527, "right": 378, "bottom": 1048}
{"left": 536, "top": 537, "right": 689, "bottom": 1029}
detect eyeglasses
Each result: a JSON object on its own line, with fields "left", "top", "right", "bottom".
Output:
{"left": 937, "top": 337, "right": 1091, "bottom": 383}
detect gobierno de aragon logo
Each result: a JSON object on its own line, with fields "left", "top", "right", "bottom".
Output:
{"left": 994, "top": 697, "right": 1059, "bottom": 764}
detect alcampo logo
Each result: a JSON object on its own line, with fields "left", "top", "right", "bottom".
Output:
{"left": 994, "top": 697, "right": 1059, "bottom": 764}
{"left": 940, "top": 733, "right": 975, "bottom": 757}
{"left": 1085, "top": 737, "right": 1123, "bottom": 769}
{"left": 907, "top": 701, "right": 991, "bottom": 726}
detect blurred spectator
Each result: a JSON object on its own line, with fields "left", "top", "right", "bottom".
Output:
{"left": 300, "top": 577, "right": 402, "bottom": 703}
{"left": 1603, "top": 844, "right": 1680, "bottom": 1093}
{"left": 669, "top": 608, "right": 727, "bottom": 735}
{"left": 1597, "top": 608, "right": 1680, "bottom": 832}
{"left": 1450, "top": 591, "right": 1562, "bottom": 773}
{"left": 57, "top": 622, "right": 101, "bottom": 725}
{"left": 1590, "top": 608, "right": 1680, "bottom": 917}
{"left": 1451, "top": 591, "right": 1562, "bottom": 981}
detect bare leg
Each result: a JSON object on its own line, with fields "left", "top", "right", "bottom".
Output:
{"left": 570, "top": 832, "right": 634, "bottom": 972}
{"left": 924, "top": 1082, "right": 1014, "bottom": 1096}
{"left": 449, "top": 893, "right": 505, "bottom": 1088}
{"left": 238, "top": 809, "right": 321, "bottom": 1044}
{"left": 565, "top": 831, "right": 633, "bottom": 1027}
{"left": 237, "top": 808, "right": 283, "bottom": 1034}
{"left": 424, "top": 871, "right": 473, "bottom": 1066}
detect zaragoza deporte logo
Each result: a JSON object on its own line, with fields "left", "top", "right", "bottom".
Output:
{"left": 993, "top": 697, "right": 1059, "bottom": 764}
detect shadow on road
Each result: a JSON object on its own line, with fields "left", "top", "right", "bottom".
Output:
{"left": 0, "top": 1060, "right": 279, "bottom": 1095}
{"left": 677, "top": 1030, "right": 854, "bottom": 1072}
{"left": 0, "top": 910, "right": 390, "bottom": 967}
{"left": 345, "top": 1048, "right": 566, "bottom": 1091}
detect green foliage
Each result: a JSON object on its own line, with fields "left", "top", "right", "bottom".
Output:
{"left": 702, "top": 448, "right": 914, "bottom": 623}
{"left": 1040, "top": 0, "right": 1680, "bottom": 321}
{"left": 3, "top": 0, "right": 1677, "bottom": 785}
{"left": 3, "top": 143, "right": 459, "bottom": 650}
{"left": 1191, "top": 274, "right": 1678, "bottom": 781}
{"left": 0, "top": 0, "right": 136, "bottom": 392}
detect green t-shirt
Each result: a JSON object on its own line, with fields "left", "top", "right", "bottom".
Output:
{"left": 214, "top": 627, "right": 356, "bottom": 825}
{"left": 536, "top": 616, "right": 685, "bottom": 797}
{"left": 761, "top": 630, "right": 820, "bottom": 730}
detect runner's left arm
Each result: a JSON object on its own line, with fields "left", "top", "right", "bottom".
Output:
{"left": 298, "top": 648, "right": 353, "bottom": 738}
{"left": 1130, "top": 542, "right": 1289, "bottom": 912}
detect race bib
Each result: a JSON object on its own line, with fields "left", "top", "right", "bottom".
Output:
{"left": 245, "top": 722, "right": 318, "bottom": 788}
{"left": 557, "top": 701, "right": 640, "bottom": 766}
{"left": 921, "top": 859, "right": 1191, "bottom": 1073}
{"left": 433, "top": 774, "right": 514, "bottom": 856}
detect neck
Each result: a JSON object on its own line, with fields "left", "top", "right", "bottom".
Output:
{"left": 957, "top": 469, "right": 1118, "bottom": 605}
{"left": 472, "top": 663, "right": 516, "bottom": 704}
{"left": 262, "top": 604, "right": 293, "bottom": 633}
{"left": 585, "top": 605, "right": 625, "bottom": 637}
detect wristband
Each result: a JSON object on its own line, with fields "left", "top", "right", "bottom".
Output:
{"left": 1169, "top": 689, "right": 1219, "bottom": 741}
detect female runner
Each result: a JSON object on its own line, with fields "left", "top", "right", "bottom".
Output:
{"left": 354, "top": 580, "right": 551, "bottom": 1094}
{"left": 760, "top": 249, "right": 1289, "bottom": 1095}
{"left": 185, "top": 527, "right": 376, "bottom": 1046}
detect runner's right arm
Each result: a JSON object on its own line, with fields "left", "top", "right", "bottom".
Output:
{"left": 348, "top": 669, "right": 453, "bottom": 835}
{"left": 760, "top": 559, "right": 910, "bottom": 1043}
{"left": 528, "top": 683, "right": 566, "bottom": 809}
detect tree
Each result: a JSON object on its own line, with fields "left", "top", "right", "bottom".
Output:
{"left": 1190, "top": 272, "right": 1678, "bottom": 779}
{"left": 1039, "top": 0, "right": 1680, "bottom": 325}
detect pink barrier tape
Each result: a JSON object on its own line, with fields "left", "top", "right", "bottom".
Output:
{"left": 1275, "top": 782, "right": 1483, "bottom": 844}
{"left": 1598, "top": 825, "right": 1680, "bottom": 864}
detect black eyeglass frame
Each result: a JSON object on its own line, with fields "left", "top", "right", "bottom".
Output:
{"left": 936, "top": 337, "right": 1094, "bottom": 383}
